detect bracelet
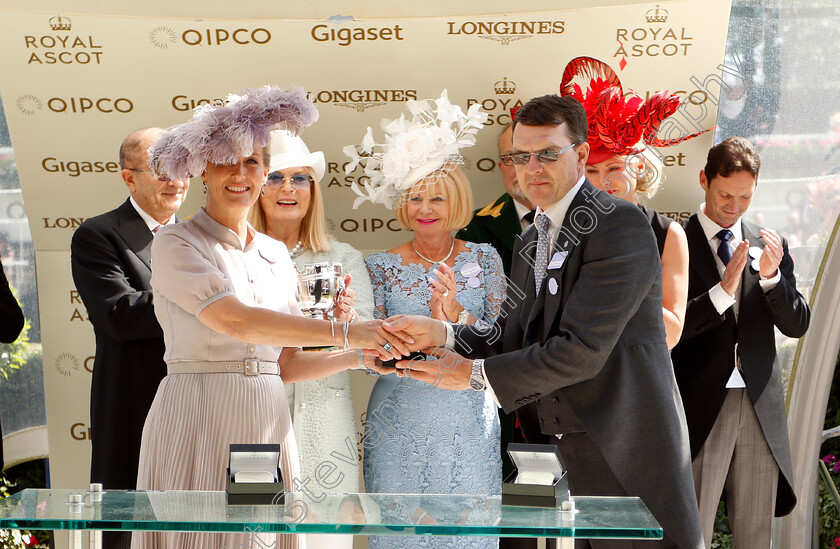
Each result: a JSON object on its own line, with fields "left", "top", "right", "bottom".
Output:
{"left": 330, "top": 319, "right": 337, "bottom": 347}
{"left": 356, "top": 349, "right": 366, "bottom": 369}
{"left": 343, "top": 321, "right": 350, "bottom": 351}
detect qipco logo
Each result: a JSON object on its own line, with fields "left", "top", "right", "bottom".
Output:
{"left": 181, "top": 27, "right": 271, "bottom": 46}
{"left": 47, "top": 96, "right": 133, "bottom": 114}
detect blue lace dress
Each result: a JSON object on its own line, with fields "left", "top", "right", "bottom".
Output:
{"left": 364, "top": 241, "right": 505, "bottom": 549}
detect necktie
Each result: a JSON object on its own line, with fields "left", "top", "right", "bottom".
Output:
{"left": 716, "top": 229, "right": 733, "bottom": 266}
{"left": 523, "top": 210, "right": 536, "bottom": 225}
{"left": 152, "top": 225, "right": 162, "bottom": 235}
{"left": 534, "top": 213, "right": 551, "bottom": 295}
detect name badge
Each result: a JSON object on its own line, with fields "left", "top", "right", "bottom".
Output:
{"left": 548, "top": 251, "right": 568, "bottom": 270}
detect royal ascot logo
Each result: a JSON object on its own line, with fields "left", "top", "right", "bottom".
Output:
{"left": 24, "top": 15, "right": 104, "bottom": 65}
{"left": 54, "top": 352, "right": 79, "bottom": 377}
{"left": 16, "top": 94, "right": 42, "bottom": 116}
{"left": 310, "top": 24, "right": 404, "bottom": 47}
{"left": 19, "top": 95, "right": 134, "bottom": 115}
{"left": 465, "top": 78, "right": 523, "bottom": 126}
{"left": 446, "top": 20, "right": 565, "bottom": 45}
{"left": 149, "top": 26, "right": 177, "bottom": 49}
{"left": 614, "top": 5, "right": 693, "bottom": 62}
{"left": 49, "top": 15, "right": 71, "bottom": 31}
{"left": 646, "top": 5, "right": 669, "bottom": 24}
{"left": 171, "top": 95, "right": 226, "bottom": 112}
{"left": 309, "top": 89, "right": 417, "bottom": 112}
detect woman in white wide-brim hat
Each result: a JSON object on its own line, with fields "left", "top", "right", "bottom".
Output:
{"left": 249, "top": 130, "right": 374, "bottom": 549}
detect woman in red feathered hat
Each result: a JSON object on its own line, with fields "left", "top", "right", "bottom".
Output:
{"left": 560, "top": 56, "right": 711, "bottom": 348}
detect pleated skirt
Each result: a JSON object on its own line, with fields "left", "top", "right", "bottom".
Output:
{"left": 132, "top": 372, "right": 305, "bottom": 549}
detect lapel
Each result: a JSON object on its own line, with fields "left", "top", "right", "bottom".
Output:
{"left": 685, "top": 215, "right": 722, "bottom": 293}
{"left": 737, "top": 221, "right": 764, "bottom": 330}
{"left": 486, "top": 194, "right": 523, "bottom": 249}
{"left": 114, "top": 199, "right": 154, "bottom": 271}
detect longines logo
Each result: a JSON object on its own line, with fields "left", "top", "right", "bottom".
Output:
{"left": 42, "top": 156, "right": 120, "bottom": 177}
{"left": 614, "top": 5, "right": 693, "bottom": 59}
{"left": 42, "top": 217, "right": 87, "bottom": 230}
{"left": 54, "top": 352, "right": 79, "bottom": 377}
{"left": 149, "top": 26, "right": 177, "bottom": 49}
{"left": 24, "top": 15, "right": 104, "bottom": 65}
{"left": 16, "top": 94, "right": 42, "bottom": 116}
{"left": 309, "top": 89, "right": 417, "bottom": 112}
{"left": 310, "top": 24, "right": 404, "bottom": 47}
{"left": 20, "top": 95, "right": 134, "bottom": 114}
{"left": 171, "top": 95, "right": 225, "bottom": 112}
{"left": 446, "top": 20, "right": 565, "bottom": 45}
{"left": 465, "top": 78, "right": 523, "bottom": 126}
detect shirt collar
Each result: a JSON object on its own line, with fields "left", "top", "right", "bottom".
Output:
{"left": 511, "top": 197, "right": 533, "bottom": 223}
{"left": 535, "top": 175, "right": 586, "bottom": 228}
{"left": 697, "top": 202, "right": 742, "bottom": 243}
{"left": 193, "top": 208, "right": 255, "bottom": 250}
{"left": 129, "top": 196, "right": 175, "bottom": 232}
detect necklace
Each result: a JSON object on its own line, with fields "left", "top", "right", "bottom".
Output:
{"left": 288, "top": 240, "right": 304, "bottom": 258}
{"left": 412, "top": 237, "right": 455, "bottom": 265}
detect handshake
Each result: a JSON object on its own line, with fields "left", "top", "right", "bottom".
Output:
{"left": 348, "top": 315, "right": 476, "bottom": 391}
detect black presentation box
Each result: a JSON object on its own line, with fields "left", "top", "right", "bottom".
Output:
{"left": 226, "top": 443, "right": 285, "bottom": 505}
{"left": 502, "top": 443, "right": 570, "bottom": 508}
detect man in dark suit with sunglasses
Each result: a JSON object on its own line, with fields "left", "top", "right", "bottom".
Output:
{"left": 71, "top": 128, "right": 189, "bottom": 549}
{"left": 384, "top": 94, "right": 703, "bottom": 548}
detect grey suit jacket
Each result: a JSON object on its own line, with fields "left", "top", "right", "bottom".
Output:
{"left": 455, "top": 181, "right": 702, "bottom": 548}
{"left": 672, "top": 215, "right": 810, "bottom": 516}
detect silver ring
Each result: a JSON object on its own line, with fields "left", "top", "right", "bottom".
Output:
{"left": 383, "top": 343, "right": 392, "bottom": 352}
{"left": 443, "top": 290, "right": 450, "bottom": 297}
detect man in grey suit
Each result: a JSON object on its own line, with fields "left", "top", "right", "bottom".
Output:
{"left": 383, "top": 94, "right": 703, "bottom": 548}
{"left": 671, "top": 137, "right": 810, "bottom": 548}
{"left": 71, "top": 128, "right": 189, "bottom": 549}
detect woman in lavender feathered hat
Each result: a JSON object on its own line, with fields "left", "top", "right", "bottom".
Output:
{"left": 133, "top": 86, "right": 411, "bottom": 549}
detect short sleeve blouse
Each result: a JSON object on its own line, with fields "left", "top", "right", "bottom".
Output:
{"left": 150, "top": 208, "right": 300, "bottom": 365}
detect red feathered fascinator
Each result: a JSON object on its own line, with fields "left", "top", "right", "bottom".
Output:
{"left": 559, "top": 56, "right": 711, "bottom": 165}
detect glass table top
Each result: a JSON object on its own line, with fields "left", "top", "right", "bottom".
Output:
{"left": 0, "top": 490, "right": 663, "bottom": 539}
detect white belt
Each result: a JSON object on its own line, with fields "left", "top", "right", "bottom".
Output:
{"left": 167, "top": 360, "right": 279, "bottom": 376}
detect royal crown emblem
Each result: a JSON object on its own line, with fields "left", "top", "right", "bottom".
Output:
{"left": 49, "top": 15, "right": 71, "bottom": 31}
{"left": 494, "top": 77, "right": 516, "bottom": 95}
{"left": 645, "top": 5, "right": 669, "bottom": 23}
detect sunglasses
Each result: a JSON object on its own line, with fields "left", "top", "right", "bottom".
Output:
{"left": 127, "top": 168, "right": 173, "bottom": 182}
{"left": 266, "top": 172, "right": 313, "bottom": 188}
{"left": 500, "top": 143, "right": 579, "bottom": 166}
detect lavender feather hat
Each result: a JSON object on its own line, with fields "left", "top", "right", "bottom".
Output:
{"left": 148, "top": 86, "right": 319, "bottom": 181}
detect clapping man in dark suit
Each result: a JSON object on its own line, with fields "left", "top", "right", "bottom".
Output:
{"left": 384, "top": 95, "right": 703, "bottom": 548}
{"left": 671, "top": 137, "right": 810, "bottom": 548}
{"left": 71, "top": 128, "right": 189, "bottom": 549}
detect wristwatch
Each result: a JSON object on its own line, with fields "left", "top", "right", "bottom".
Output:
{"left": 458, "top": 308, "right": 470, "bottom": 324}
{"left": 469, "top": 359, "right": 486, "bottom": 391}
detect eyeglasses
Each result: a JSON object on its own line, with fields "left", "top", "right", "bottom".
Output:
{"left": 500, "top": 143, "right": 579, "bottom": 166}
{"left": 266, "top": 172, "right": 313, "bottom": 188}
{"left": 127, "top": 168, "right": 172, "bottom": 182}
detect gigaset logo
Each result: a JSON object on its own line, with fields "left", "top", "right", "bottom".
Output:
{"left": 42, "top": 156, "right": 120, "bottom": 177}
{"left": 171, "top": 95, "right": 225, "bottom": 112}
{"left": 310, "top": 24, "right": 404, "bottom": 47}
{"left": 70, "top": 422, "right": 92, "bottom": 441}
{"left": 446, "top": 20, "right": 565, "bottom": 45}
{"left": 25, "top": 15, "right": 104, "bottom": 65}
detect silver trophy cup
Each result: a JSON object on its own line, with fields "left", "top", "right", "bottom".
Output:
{"left": 296, "top": 262, "right": 344, "bottom": 319}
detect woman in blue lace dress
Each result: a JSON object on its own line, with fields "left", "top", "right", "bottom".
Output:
{"left": 364, "top": 166, "right": 505, "bottom": 549}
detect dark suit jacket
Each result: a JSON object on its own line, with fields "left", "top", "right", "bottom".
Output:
{"left": 671, "top": 215, "right": 810, "bottom": 516}
{"left": 457, "top": 193, "right": 523, "bottom": 277}
{"left": 70, "top": 199, "right": 169, "bottom": 491}
{"left": 455, "top": 181, "right": 702, "bottom": 548}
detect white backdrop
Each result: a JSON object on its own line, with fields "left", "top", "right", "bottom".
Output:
{"left": 0, "top": 0, "right": 731, "bottom": 502}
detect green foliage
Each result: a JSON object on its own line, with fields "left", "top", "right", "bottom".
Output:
{"left": 0, "top": 288, "right": 35, "bottom": 382}
{"left": 711, "top": 501, "right": 733, "bottom": 548}
{"left": 819, "top": 350, "right": 840, "bottom": 548}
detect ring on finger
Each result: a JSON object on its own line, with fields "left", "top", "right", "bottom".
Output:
{"left": 382, "top": 342, "right": 392, "bottom": 352}
{"left": 443, "top": 290, "right": 450, "bottom": 297}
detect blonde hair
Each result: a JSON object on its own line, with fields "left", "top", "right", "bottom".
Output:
{"left": 248, "top": 166, "right": 332, "bottom": 252}
{"left": 394, "top": 166, "right": 474, "bottom": 231}
{"left": 630, "top": 149, "right": 666, "bottom": 199}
